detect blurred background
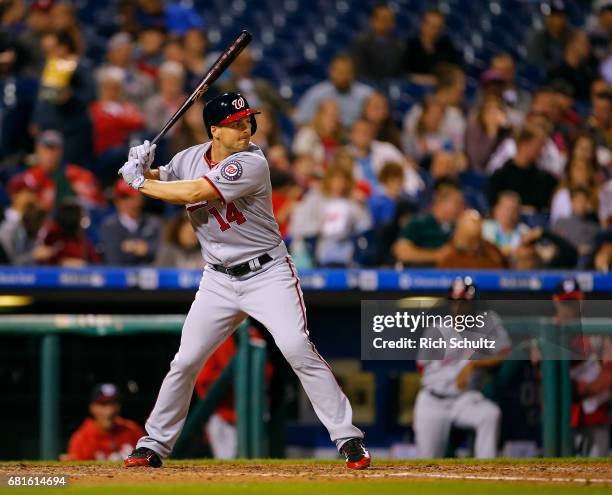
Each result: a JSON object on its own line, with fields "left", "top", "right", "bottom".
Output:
{"left": 0, "top": 0, "right": 610, "bottom": 462}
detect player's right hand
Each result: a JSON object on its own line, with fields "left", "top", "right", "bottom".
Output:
{"left": 128, "top": 140, "right": 157, "bottom": 170}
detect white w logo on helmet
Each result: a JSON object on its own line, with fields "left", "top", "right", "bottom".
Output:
{"left": 232, "top": 97, "right": 245, "bottom": 110}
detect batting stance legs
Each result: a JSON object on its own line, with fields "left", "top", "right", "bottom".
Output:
{"left": 136, "top": 255, "right": 362, "bottom": 458}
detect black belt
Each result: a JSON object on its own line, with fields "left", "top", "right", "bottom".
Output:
{"left": 426, "top": 389, "right": 459, "bottom": 400}
{"left": 211, "top": 253, "right": 272, "bottom": 277}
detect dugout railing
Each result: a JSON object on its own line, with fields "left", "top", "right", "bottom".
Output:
{"left": 0, "top": 314, "right": 611, "bottom": 459}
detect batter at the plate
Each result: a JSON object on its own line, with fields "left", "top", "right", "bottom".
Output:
{"left": 119, "top": 92, "right": 370, "bottom": 470}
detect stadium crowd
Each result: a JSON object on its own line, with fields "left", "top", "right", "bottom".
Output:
{"left": 0, "top": 0, "right": 611, "bottom": 271}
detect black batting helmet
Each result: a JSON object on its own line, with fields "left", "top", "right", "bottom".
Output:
{"left": 203, "top": 92, "right": 260, "bottom": 138}
{"left": 448, "top": 276, "right": 478, "bottom": 301}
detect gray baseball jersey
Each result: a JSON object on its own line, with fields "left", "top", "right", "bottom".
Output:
{"left": 135, "top": 140, "right": 363, "bottom": 459}
{"left": 413, "top": 311, "right": 510, "bottom": 458}
{"left": 158, "top": 141, "right": 281, "bottom": 266}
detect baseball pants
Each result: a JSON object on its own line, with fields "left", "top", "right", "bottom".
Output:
{"left": 136, "top": 251, "right": 362, "bottom": 458}
{"left": 414, "top": 389, "right": 501, "bottom": 458}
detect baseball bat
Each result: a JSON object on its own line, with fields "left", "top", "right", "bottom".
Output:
{"left": 150, "top": 30, "right": 252, "bottom": 146}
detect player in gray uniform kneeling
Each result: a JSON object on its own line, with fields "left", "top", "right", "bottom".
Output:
{"left": 413, "top": 277, "right": 511, "bottom": 458}
{"left": 119, "top": 93, "right": 370, "bottom": 469}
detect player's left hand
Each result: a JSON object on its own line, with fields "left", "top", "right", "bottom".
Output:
{"left": 118, "top": 158, "right": 145, "bottom": 190}
{"left": 128, "top": 140, "right": 157, "bottom": 171}
{"left": 456, "top": 363, "right": 473, "bottom": 390}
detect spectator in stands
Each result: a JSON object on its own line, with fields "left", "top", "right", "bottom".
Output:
{"left": 392, "top": 179, "right": 464, "bottom": 266}
{"left": 594, "top": 236, "right": 612, "bottom": 271}
{"left": 64, "top": 383, "right": 144, "bottom": 461}
{"left": 552, "top": 186, "right": 600, "bottom": 263}
{"left": 362, "top": 91, "right": 402, "bottom": 148}
{"left": 489, "top": 52, "right": 531, "bottom": 114}
{"left": 528, "top": 0, "right": 574, "bottom": 71}
{"left": 0, "top": 174, "right": 46, "bottom": 265}
{"left": 550, "top": 133, "right": 600, "bottom": 223}
{"left": 50, "top": 2, "right": 83, "bottom": 54}
{"left": 437, "top": 209, "right": 507, "bottom": 269}
{"left": 477, "top": 68, "right": 525, "bottom": 128}
{"left": 403, "top": 65, "right": 466, "bottom": 157}
{"left": 99, "top": 180, "right": 160, "bottom": 266}
{"left": 270, "top": 168, "right": 303, "bottom": 239}
{"left": 290, "top": 163, "right": 371, "bottom": 267}
{"left": 32, "top": 29, "right": 95, "bottom": 164}
{"left": 587, "top": 80, "right": 612, "bottom": 164}
{"left": 489, "top": 126, "right": 558, "bottom": 214}
{"left": 402, "top": 96, "right": 453, "bottom": 163}
{"left": 514, "top": 226, "right": 577, "bottom": 269}
{"left": 16, "top": 130, "right": 106, "bottom": 211}
{"left": 600, "top": 179, "right": 612, "bottom": 227}
{"left": 184, "top": 29, "right": 219, "bottom": 92}
{"left": 402, "top": 8, "right": 460, "bottom": 85}
{"left": 170, "top": 101, "right": 207, "bottom": 156}
{"left": 349, "top": 118, "right": 422, "bottom": 198}
{"left": 314, "top": 164, "right": 372, "bottom": 267}
{"left": 89, "top": 66, "right": 145, "bottom": 186}
{"left": 143, "top": 60, "right": 186, "bottom": 136}
{"left": 17, "top": 0, "right": 54, "bottom": 74}
{"left": 487, "top": 107, "right": 565, "bottom": 179}
{"left": 418, "top": 150, "right": 487, "bottom": 213}
{"left": 465, "top": 96, "right": 512, "bottom": 173}
{"left": 294, "top": 54, "right": 373, "bottom": 128}
{"left": 250, "top": 104, "right": 283, "bottom": 154}
{"left": 548, "top": 30, "right": 597, "bottom": 102}
{"left": 155, "top": 212, "right": 202, "bottom": 269}
{"left": 135, "top": 24, "right": 166, "bottom": 78}
{"left": 98, "top": 32, "right": 155, "bottom": 111}
{"left": 35, "top": 198, "right": 100, "bottom": 266}
{"left": 215, "top": 47, "right": 292, "bottom": 118}
{"left": 368, "top": 162, "right": 405, "bottom": 226}
{"left": 585, "top": 0, "right": 612, "bottom": 63}
{"left": 292, "top": 99, "right": 342, "bottom": 167}
{"left": 351, "top": 4, "right": 403, "bottom": 81}
{"left": 0, "top": 32, "right": 38, "bottom": 164}
{"left": 482, "top": 191, "right": 529, "bottom": 259}
{"left": 162, "top": 38, "right": 185, "bottom": 66}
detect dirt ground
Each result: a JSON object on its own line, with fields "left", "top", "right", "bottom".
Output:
{"left": 1, "top": 461, "right": 611, "bottom": 486}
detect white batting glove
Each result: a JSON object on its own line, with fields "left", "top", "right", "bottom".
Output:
{"left": 118, "top": 158, "right": 146, "bottom": 190}
{"left": 128, "top": 140, "right": 157, "bottom": 171}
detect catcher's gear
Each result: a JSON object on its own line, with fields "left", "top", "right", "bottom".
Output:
{"left": 203, "top": 92, "right": 260, "bottom": 138}
{"left": 128, "top": 140, "right": 156, "bottom": 171}
{"left": 118, "top": 158, "right": 145, "bottom": 190}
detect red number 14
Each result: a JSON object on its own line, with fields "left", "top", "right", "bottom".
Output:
{"left": 209, "top": 202, "right": 246, "bottom": 232}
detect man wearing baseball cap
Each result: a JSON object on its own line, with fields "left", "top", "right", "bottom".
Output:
{"left": 99, "top": 179, "right": 161, "bottom": 265}
{"left": 63, "top": 383, "right": 145, "bottom": 461}
{"left": 13, "top": 129, "right": 105, "bottom": 210}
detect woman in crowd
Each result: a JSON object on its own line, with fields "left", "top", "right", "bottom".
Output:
{"left": 550, "top": 133, "right": 601, "bottom": 224}
{"left": 292, "top": 99, "right": 343, "bottom": 167}
{"left": 155, "top": 212, "right": 202, "bottom": 269}
{"left": 465, "top": 96, "right": 512, "bottom": 173}
{"left": 362, "top": 91, "right": 402, "bottom": 148}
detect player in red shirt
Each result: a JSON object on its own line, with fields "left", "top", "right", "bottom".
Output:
{"left": 65, "top": 384, "right": 145, "bottom": 461}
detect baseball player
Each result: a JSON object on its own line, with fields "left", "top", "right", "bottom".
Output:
{"left": 413, "top": 277, "right": 511, "bottom": 458}
{"left": 120, "top": 92, "right": 370, "bottom": 469}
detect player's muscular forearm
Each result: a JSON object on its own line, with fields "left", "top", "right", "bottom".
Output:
{"left": 140, "top": 178, "right": 219, "bottom": 204}
{"left": 144, "top": 169, "right": 160, "bottom": 180}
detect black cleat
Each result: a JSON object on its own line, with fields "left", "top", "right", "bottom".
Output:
{"left": 341, "top": 438, "right": 371, "bottom": 470}
{"left": 124, "top": 447, "right": 163, "bottom": 468}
